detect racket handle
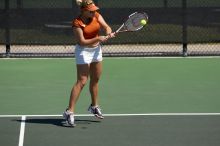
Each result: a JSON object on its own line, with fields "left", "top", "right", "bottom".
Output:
{"left": 106, "top": 32, "right": 116, "bottom": 39}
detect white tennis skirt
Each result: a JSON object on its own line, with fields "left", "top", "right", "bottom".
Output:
{"left": 74, "top": 44, "right": 103, "bottom": 64}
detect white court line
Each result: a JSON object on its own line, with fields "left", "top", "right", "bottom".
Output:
{"left": 0, "top": 56, "right": 220, "bottom": 60}
{"left": 18, "top": 116, "right": 26, "bottom": 146}
{"left": 1, "top": 113, "right": 220, "bottom": 118}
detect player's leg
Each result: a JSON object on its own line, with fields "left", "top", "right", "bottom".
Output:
{"left": 88, "top": 61, "right": 104, "bottom": 119}
{"left": 68, "top": 64, "right": 90, "bottom": 112}
{"left": 89, "top": 61, "right": 102, "bottom": 106}
{"left": 63, "top": 64, "right": 90, "bottom": 126}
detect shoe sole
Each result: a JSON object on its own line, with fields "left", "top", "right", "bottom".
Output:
{"left": 65, "top": 120, "right": 76, "bottom": 127}
{"left": 63, "top": 113, "right": 76, "bottom": 127}
{"left": 88, "top": 109, "right": 104, "bottom": 119}
{"left": 94, "top": 114, "right": 104, "bottom": 119}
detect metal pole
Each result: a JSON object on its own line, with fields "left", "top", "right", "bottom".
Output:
{"left": 182, "top": 0, "right": 187, "bottom": 57}
{"left": 164, "top": 0, "right": 168, "bottom": 8}
{"left": 5, "top": 0, "right": 10, "bottom": 57}
{"left": 17, "top": 0, "right": 23, "bottom": 9}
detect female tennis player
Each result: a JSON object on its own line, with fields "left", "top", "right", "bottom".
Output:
{"left": 63, "top": 0, "right": 115, "bottom": 126}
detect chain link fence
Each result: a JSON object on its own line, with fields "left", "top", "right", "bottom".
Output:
{"left": 0, "top": 0, "right": 220, "bottom": 57}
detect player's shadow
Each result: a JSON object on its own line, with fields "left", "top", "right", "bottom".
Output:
{"left": 15, "top": 118, "right": 101, "bottom": 128}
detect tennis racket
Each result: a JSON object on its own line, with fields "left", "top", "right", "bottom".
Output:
{"left": 115, "top": 12, "right": 148, "bottom": 34}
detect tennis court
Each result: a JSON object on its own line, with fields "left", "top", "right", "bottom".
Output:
{"left": 1, "top": 57, "right": 220, "bottom": 146}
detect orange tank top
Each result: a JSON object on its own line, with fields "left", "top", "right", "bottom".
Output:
{"left": 72, "top": 12, "right": 101, "bottom": 39}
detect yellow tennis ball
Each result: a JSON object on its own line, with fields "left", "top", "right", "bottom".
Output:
{"left": 140, "top": 19, "right": 147, "bottom": 26}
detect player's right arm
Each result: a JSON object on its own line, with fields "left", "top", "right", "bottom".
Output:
{"left": 73, "top": 27, "right": 107, "bottom": 46}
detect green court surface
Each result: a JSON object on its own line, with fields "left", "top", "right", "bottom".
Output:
{"left": 0, "top": 57, "right": 220, "bottom": 146}
{"left": 0, "top": 58, "right": 220, "bottom": 114}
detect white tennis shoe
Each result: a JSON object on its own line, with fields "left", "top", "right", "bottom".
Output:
{"left": 63, "top": 109, "right": 75, "bottom": 127}
{"left": 88, "top": 105, "right": 104, "bottom": 119}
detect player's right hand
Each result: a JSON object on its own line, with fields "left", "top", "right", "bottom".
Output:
{"left": 108, "top": 32, "right": 116, "bottom": 38}
{"left": 98, "top": 36, "right": 109, "bottom": 42}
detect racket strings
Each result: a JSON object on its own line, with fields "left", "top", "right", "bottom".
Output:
{"left": 125, "top": 12, "right": 148, "bottom": 31}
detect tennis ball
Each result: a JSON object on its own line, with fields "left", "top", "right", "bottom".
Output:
{"left": 140, "top": 19, "right": 147, "bottom": 26}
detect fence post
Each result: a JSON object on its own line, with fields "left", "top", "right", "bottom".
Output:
{"left": 5, "top": 0, "right": 11, "bottom": 57}
{"left": 164, "top": 0, "right": 168, "bottom": 8}
{"left": 17, "top": 0, "right": 23, "bottom": 9}
{"left": 182, "top": 0, "right": 187, "bottom": 57}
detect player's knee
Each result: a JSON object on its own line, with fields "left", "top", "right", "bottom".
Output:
{"left": 77, "top": 78, "right": 88, "bottom": 88}
{"left": 91, "top": 76, "right": 100, "bottom": 83}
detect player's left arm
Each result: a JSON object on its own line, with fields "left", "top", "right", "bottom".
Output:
{"left": 98, "top": 14, "right": 115, "bottom": 37}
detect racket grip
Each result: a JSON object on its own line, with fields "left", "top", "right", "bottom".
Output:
{"left": 106, "top": 32, "right": 116, "bottom": 39}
